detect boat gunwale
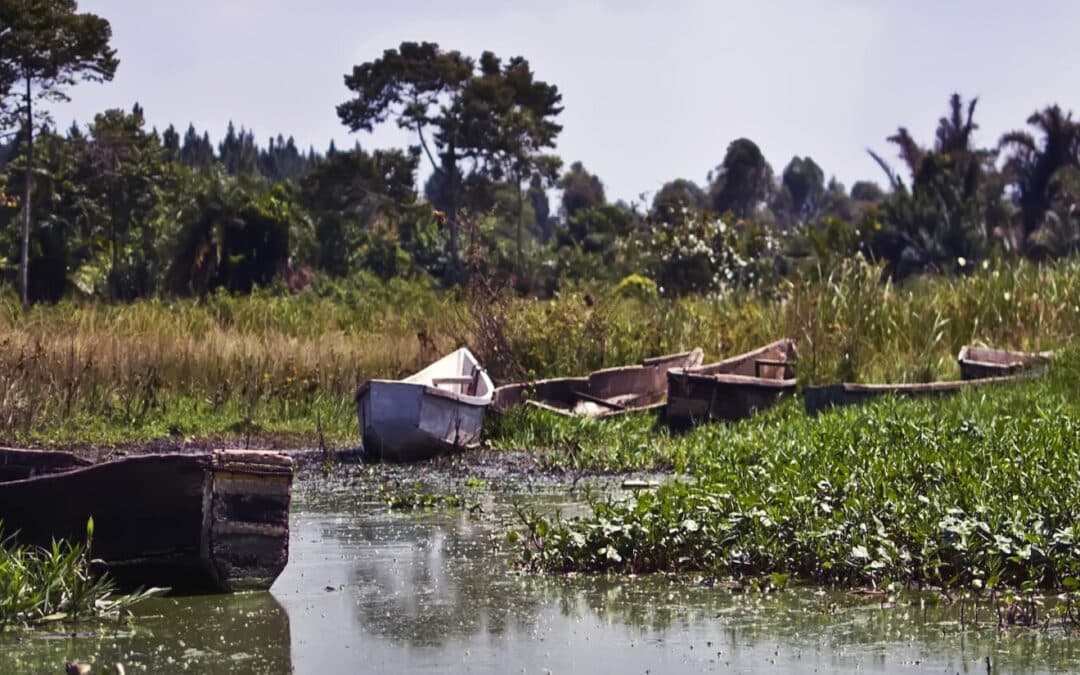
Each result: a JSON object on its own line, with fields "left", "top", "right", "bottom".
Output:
{"left": 957, "top": 345, "right": 1054, "bottom": 370}
{"left": 667, "top": 371, "right": 798, "bottom": 389}
{"left": 490, "top": 349, "right": 703, "bottom": 416}
{"left": 804, "top": 371, "right": 1037, "bottom": 397}
{"left": 670, "top": 338, "right": 798, "bottom": 381}
{"left": 356, "top": 378, "right": 494, "bottom": 407}
{"left": 0, "top": 451, "right": 293, "bottom": 489}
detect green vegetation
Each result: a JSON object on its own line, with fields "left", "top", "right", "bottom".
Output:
{"left": 510, "top": 348, "right": 1080, "bottom": 591}
{"left": 0, "top": 521, "right": 161, "bottom": 630}
{"left": 0, "top": 254, "right": 1075, "bottom": 448}
{"left": 386, "top": 492, "right": 466, "bottom": 511}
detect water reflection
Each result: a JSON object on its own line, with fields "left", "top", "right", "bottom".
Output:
{"left": 6, "top": 487, "right": 1080, "bottom": 673}
{"left": 0, "top": 590, "right": 291, "bottom": 674}
{"left": 278, "top": 489, "right": 1080, "bottom": 674}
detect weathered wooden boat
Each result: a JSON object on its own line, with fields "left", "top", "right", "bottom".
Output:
{"left": 356, "top": 347, "right": 494, "bottom": 462}
{"left": 0, "top": 447, "right": 293, "bottom": 594}
{"left": 803, "top": 373, "right": 1035, "bottom": 416}
{"left": 957, "top": 345, "right": 1053, "bottom": 380}
{"left": 490, "top": 349, "right": 704, "bottom": 419}
{"left": 665, "top": 339, "right": 798, "bottom": 429}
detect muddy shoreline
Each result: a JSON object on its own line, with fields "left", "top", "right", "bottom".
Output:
{"left": 21, "top": 435, "right": 640, "bottom": 485}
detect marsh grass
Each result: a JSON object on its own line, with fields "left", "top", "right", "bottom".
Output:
{"left": 0, "top": 256, "right": 1077, "bottom": 447}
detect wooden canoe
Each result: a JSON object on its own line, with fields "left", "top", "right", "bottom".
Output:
{"left": 356, "top": 347, "right": 494, "bottom": 463}
{"left": 957, "top": 345, "right": 1053, "bottom": 380}
{"left": 803, "top": 372, "right": 1036, "bottom": 416}
{"left": 0, "top": 448, "right": 293, "bottom": 593}
{"left": 490, "top": 349, "right": 704, "bottom": 419}
{"left": 665, "top": 339, "right": 798, "bottom": 429}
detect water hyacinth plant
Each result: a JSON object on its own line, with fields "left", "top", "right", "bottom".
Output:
{"left": 512, "top": 348, "right": 1080, "bottom": 591}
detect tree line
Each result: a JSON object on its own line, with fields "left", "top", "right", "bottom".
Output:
{"left": 2, "top": 3, "right": 1079, "bottom": 306}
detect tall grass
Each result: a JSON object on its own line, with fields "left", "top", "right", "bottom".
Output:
{"left": 1, "top": 256, "right": 1077, "bottom": 447}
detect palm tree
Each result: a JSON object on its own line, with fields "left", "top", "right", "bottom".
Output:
{"left": 999, "top": 105, "right": 1080, "bottom": 251}
{"left": 866, "top": 94, "right": 997, "bottom": 277}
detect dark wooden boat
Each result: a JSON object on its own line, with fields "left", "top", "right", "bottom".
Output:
{"left": 665, "top": 339, "right": 797, "bottom": 429}
{"left": 957, "top": 345, "right": 1052, "bottom": 380}
{"left": 0, "top": 448, "right": 293, "bottom": 593}
{"left": 803, "top": 373, "right": 1033, "bottom": 416}
{"left": 491, "top": 349, "right": 704, "bottom": 419}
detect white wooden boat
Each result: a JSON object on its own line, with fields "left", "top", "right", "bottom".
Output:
{"left": 355, "top": 348, "right": 494, "bottom": 463}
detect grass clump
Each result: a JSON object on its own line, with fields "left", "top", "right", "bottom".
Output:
{"left": 0, "top": 521, "right": 162, "bottom": 630}
{"left": 512, "top": 348, "right": 1080, "bottom": 592}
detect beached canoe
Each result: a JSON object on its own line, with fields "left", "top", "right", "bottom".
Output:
{"left": 957, "top": 345, "right": 1053, "bottom": 380}
{"left": 356, "top": 347, "right": 494, "bottom": 463}
{"left": 665, "top": 339, "right": 798, "bottom": 429}
{"left": 803, "top": 372, "right": 1035, "bottom": 416}
{"left": 0, "top": 448, "right": 293, "bottom": 593}
{"left": 491, "top": 349, "right": 704, "bottom": 419}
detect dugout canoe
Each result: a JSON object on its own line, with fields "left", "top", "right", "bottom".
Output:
{"left": 665, "top": 339, "right": 798, "bottom": 429}
{"left": 0, "top": 447, "right": 293, "bottom": 593}
{"left": 356, "top": 347, "right": 494, "bottom": 463}
{"left": 957, "top": 345, "right": 1053, "bottom": 380}
{"left": 803, "top": 372, "right": 1036, "bottom": 416}
{"left": 490, "top": 349, "right": 704, "bottom": 419}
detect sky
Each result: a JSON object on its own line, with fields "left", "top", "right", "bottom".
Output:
{"left": 49, "top": 0, "right": 1080, "bottom": 205}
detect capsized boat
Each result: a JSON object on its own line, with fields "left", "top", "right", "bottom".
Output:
{"left": 356, "top": 347, "right": 494, "bottom": 462}
{"left": 0, "top": 447, "right": 293, "bottom": 593}
{"left": 957, "top": 344, "right": 1053, "bottom": 380}
{"left": 665, "top": 339, "right": 797, "bottom": 429}
{"left": 491, "top": 349, "right": 704, "bottom": 419}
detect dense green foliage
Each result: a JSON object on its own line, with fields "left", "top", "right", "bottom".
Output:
{"left": 510, "top": 350, "right": 1080, "bottom": 591}
{"left": 1, "top": 23, "right": 1079, "bottom": 302}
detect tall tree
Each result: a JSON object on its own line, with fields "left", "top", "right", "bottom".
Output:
{"left": 709, "top": 138, "right": 774, "bottom": 219}
{"left": 780, "top": 156, "right": 825, "bottom": 224}
{"left": 559, "top": 161, "right": 605, "bottom": 218}
{"left": 0, "top": 0, "right": 117, "bottom": 307}
{"left": 651, "top": 178, "right": 707, "bottom": 223}
{"left": 338, "top": 41, "right": 562, "bottom": 280}
{"left": 867, "top": 93, "right": 998, "bottom": 276}
{"left": 1000, "top": 105, "right": 1080, "bottom": 251}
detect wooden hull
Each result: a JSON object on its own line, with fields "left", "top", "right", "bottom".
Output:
{"left": 357, "top": 381, "right": 488, "bottom": 462}
{"left": 666, "top": 339, "right": 797, "bottom": 429}
{"left": 0, "top": 449, "right": 292, "bottom": 594}
{"left": 491, "top": 349, "right": 703, "bottom": 419}
{"left": 803, "top": 374, "right": 1033, "bottom": 415}
{"left": 958, "top": 345, "right": 1052, "bottom": 380}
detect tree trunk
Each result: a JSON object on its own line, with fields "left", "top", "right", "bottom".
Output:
{"left": 20, "top": 74, "right": 32, "bottom": 309}
{"left": 516, "top": 176, "right": 524, "bottom": 275}
{"left": 446, "top": 144, "right": 461, "bottom": 282}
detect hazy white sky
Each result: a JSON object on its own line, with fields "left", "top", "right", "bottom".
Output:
{"left": 51, "top": 0, "right": 1080, "bottom": 204}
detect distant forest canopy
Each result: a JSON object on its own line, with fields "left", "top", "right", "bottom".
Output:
{"left": 2, "top": 7, "right": 1080, "bottom": 304}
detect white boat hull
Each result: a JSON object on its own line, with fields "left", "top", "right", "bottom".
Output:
{"left": 355, "top": 348, "right": 493, "bottom": 463}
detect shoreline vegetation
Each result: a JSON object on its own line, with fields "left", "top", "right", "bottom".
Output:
{"left": 0, "top": 255, "right": 1074, "bottom": 452}
{"left": 0, "top": 521, "right": 163, "bottom": 631}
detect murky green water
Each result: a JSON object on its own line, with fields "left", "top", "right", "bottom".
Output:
{"left": 4, "top": 482, "right": 1080, "bottom": 673}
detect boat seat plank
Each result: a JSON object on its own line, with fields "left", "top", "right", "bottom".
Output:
{"left": 432, "top": 376, "right": 475, "bottom": 385}
{"left": 572, "top": 390, "right": 626, "bottom": 410}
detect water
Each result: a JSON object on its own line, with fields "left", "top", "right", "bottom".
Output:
{"left": 4, "top": 482, "right": 1080, "bottom": 674}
